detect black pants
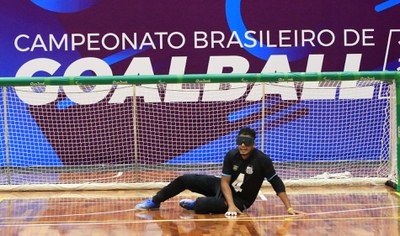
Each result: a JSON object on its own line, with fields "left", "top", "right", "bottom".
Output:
{"left": 152, "top": 174, "right": 247, "bottom": 214}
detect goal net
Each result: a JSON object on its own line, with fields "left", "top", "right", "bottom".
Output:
{"left": 0, "top": 72, "right": 398, "bottom": 191}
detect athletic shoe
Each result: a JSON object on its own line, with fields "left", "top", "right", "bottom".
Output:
{"left": 179, "top": 199, "right": 196, "bottom": 210}
{"left": 135, "top": 199, "right": 160, "bottom": 210}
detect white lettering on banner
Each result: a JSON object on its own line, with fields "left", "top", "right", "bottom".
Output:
{"left": 247, "top": 82, "right": 298, "bottom": 101}
{"left": 49, "top": 34, "right": 68, "bottom": 51}
{"left": 63, "top": 58, "right": 113, "bottom": 105}
{"left": 109, "top": 85, "right": 161, "bottom": 103}
{"left": 71, "top": 34, "right": 86, "bottom": 51}
{"left": 260, "top": 55, "right": 291, "bottom": 73}
{"left": 207, "top": 56, "right": 250, "bottom": 74}
{"left": 14, "top": 34, "right": 30, "bottom": 52}
{"left": 344, "top": 29, "right": 375, "bottom": 47}
{"left": 110, "top": 56, "right": 162, "bottom": 103}
{"left": 306, "top": 54, "right": 324, "bottom": 72}
{"left": 14, "top": 32, "right": 186, "bottom": 52}
{"left": 15, "top": 58, "right": 60, "bottom": 105}
{"left": 202, "top": 83, "right": 248, "bottom": 102}
{"left": 301, "top": 82, "right": 337, "bottom": 100}
{"left": 14, "top": 55, "right": 381, "bottom": 105}
{"left": 194, "top": 29, "right": 336, "bottom": 49}
{"left": 164, "top": 84, "right": 200, "bottom": 102}
{"left": 14, "top": 29, "right": 375, "bottom": 52}
{"left": 339, "top": 81, "right": 375, "bottom": 99}
{"left": 15, "top": 57, "right": 115, "bottom": 105}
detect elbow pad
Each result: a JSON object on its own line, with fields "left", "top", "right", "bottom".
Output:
{"left": 269, "top": 175, "right": 286, "bottom": 194}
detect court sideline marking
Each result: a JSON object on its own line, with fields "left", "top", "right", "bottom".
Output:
{"left": 1, "top": 204, "right": 399, "bottom": 226}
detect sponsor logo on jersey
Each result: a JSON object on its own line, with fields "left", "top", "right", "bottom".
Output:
{"left": 246, "top": 166, "right": 253, "bottom": 175}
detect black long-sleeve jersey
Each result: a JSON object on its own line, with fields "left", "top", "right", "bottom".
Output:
{"left": 221, "top": 148, "right": 285, "bottom": 207}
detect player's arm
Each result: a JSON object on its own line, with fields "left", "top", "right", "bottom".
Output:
{"left": 269, "top": 175, "right": 304, "bottom": 215}
{"left": 277, "top": 191, "right": 305, "bottom": 215}
{"left": 221, "top": 175, "right": 242, "bottom": 216}
{"left": 221, "top": 150, "right": 242, "bottom": 216}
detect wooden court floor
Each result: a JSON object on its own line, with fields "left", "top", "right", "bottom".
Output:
{"left": 0, "top": 186, "right": 399, "bottom": 236}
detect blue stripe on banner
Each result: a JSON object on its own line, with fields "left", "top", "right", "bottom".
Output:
{"left": 167, "top": 98, "right": 389, "bottom": 164}
{"left": 0, "top": 88, "right": 62, "bottom": 167}
{"left": 375, "top": 0, "right": 400, "bottom": 12}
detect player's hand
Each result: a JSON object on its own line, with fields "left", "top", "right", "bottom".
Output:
{"left": 287, "top": 208, "right": 306, "bottom": 215}
{"left": 225, "top": 206, "right": 242, "bottom": 218}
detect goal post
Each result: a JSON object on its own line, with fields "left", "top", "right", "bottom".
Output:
{"left": 0, "top": 71, "right": 399, "bottom": 191}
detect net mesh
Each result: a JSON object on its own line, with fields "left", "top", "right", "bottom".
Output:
{"left": 0, "top": 79, "right": 397, "bottom": 190}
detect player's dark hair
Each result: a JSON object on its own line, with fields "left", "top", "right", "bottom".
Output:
{"left": 238, "top": 127, "right": 256, "bottom": 139}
